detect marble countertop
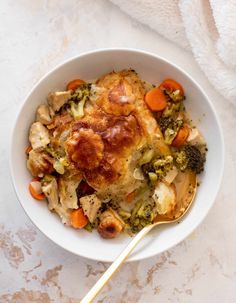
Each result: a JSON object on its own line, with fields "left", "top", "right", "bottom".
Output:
{"left": 0, "top": 1, "right": 235, "bottom": 302}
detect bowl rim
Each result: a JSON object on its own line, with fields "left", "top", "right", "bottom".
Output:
{"left": 9, "top": 48, "right": 225, "bottom": 262}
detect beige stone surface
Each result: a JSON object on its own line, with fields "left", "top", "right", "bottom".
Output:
{"left": 0, "top": 1, "right": 235, "bottom": 302}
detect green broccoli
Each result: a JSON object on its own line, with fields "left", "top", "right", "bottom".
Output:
{"left": 69, "top": 99, "right": 86, "bottom": 120}
{"left": 162, "top": 101, "right": 184, "bottom": 118}
{"left": 174, "top": 145, "right": 206, "bottom": 174}
{"left": 41, "top": 174, "right": 55, "bottom": 184}
{"left": 159, "top": 117, "right": 174, "bottom": 133}
{"left": 129, "top": 200, "right": 155, "bottom": 232}
{"left": 159, "top": 116, "right": 183, "bottom": 145}
{"left": 166, "top": 89, "right": 185, "bottom": 102}
{"left": 68, "top": 83, "right": 92, "bottom": 120}
{"left": 174, "top": 150, "right": 188, "bottom": 171}
{"left": 142, "top": 155, "right": 174, "bottom": 181}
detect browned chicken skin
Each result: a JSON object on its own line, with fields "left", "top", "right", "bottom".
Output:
{"left": 64, "top": 70, "right": 152, "bottom": 191}
{"left": 66, "top": 128, "right": 104, "bottom": 170}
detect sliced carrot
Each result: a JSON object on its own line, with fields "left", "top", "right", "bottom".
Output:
{"left": 66, "top": 79, "right": 85, "bottom": 91}
{"left": 172, "top": 125, "right": 189, "bottom": 147}
{"left": 25, "top": 145, "right": 32, "bottom": 154}
{"left": 70, "top": 208, "right": 89, "bottom": 229}
{"left": 159, "top": 79, "right": 184, "bottom": 96}
{"left": 29, "top": 181, "right": 45, "bottom": 200}
{"left": 145, "top": 87, "right": 167, "bottom": 111}
{"left": 126, "top": 191, "right": 135, "bottom": 203}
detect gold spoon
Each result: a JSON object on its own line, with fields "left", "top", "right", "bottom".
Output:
{"left": 81, "top": 171, "right": 196, "bottom": 303}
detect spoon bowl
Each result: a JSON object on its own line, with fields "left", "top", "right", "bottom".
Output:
{"left": 81, "top": 171, "right": 197, "bottom": 303}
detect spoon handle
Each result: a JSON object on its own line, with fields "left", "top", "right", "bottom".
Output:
{"left": 80, "top": 223, "right": 156, "bottom": 303}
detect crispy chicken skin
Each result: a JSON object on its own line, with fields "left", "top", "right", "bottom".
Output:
{"left": 65, "top": 70, "right": 168, "bottom": 194}
{"left": 66, "top": 128, "right": 104, "bottom": 170}
{"left": 95, "top": 70, "right": 144, "bottom": 116}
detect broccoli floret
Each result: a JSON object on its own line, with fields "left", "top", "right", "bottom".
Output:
{"left": 159, "top": 117, "right": 174, "bottom": 133}
{"left": 41, "top": 174, "right": 54, "bottom": 184}
{"left": 166, "top": 90, "right": 185, "bottom": 102}
{"left": 71, "top": 83, "right": 92, "bottom": 101}
{"left": 118, "top": 209, "right": 131, "bottom": 220}
{"left": 67, "top": 83, "right": 92, "bottom": 120}
{"left": 175, "top": 150, "right": 188, "bottom": 171}
{"left": 142, "top": 155, "right": 174, "bottom": 181}
{"left": 184, "top": 145, "right": 206, "bottom": 174}
{"left": 129, "top": 200, "right": 155, "bottom": 232}
{"left": 174, "top": 145, "right": 206, "bottom": 174}
{"left": 162, "top": 102, "right": 183, "bottom": 118}
{"left": 164, "top": 128, "right": 178, "bottom": 145}
{"left": 69, "top": 99, "right": 86, "bottom": 120}
{"left": 158, "top": 116, "right": 183, "bottom": 145}
{"left": 45, "top": 145, "right": 64, "bottom": 159}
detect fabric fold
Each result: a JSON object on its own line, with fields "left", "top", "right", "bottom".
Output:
{"left": 110, "top": 0, "right": 236, "bottom": 102}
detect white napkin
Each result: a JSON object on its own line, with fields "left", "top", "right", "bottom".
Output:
{"left": 110, "top": 0, "right": 236, "bottom": 102}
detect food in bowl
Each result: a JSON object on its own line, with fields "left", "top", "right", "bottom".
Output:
{"left": 26, "top": 69, "right": 207, "bottom": 239}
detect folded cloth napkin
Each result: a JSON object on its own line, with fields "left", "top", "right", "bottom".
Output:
{"left": 110, "top": 0, "right": 236, "bottom": 102}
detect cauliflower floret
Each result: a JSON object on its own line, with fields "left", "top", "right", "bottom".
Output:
{"left": 29, "top": 122, "right": 50, "bottom": 150}
{"left": 80, "top": 194, "right": 102, "bottom": 223}
{"left": 42, "top": 177, "right": 59, "bottom": 210}
{"left": 152, "top": 182, "right": 176, "bottom": 215}
{"left": 27, "top": 150, "right": 54, "bottom": 177}
{"left": 47, "top": 90, "right": 72, "bottom": 112}
{"left": 36, "top": 104, "right": 53, "bottom": 125}
{"left": 58, "top": 176, "right": 81, "bottom": 209}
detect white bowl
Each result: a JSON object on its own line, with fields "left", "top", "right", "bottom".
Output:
{"left": 10, "top": 49, "right": 224, "bottom": 262}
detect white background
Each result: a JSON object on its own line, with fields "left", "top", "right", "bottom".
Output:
{"left": 0, "top": 1, "right": 235, "bottom": 302}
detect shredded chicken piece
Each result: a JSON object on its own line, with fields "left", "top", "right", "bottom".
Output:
{"left": 80, "top": 194, "right": 101, "bottom": 223}
{"left": 47, "top": 90, "right": 72, "bottom": 112}
{"left": 42, "top": 178, "right": 59, "bottom": 210}
{"left": 36, "top": 104, "right": 53, "bottom": 125}
{"left": 27, "top": 150, "right": 54, "bottom": 177}
{"left": 58, "top": 176, "right": 81, "bottom": 209}
{"left": 54, "top": 204, "right": 72, "bottom": 225}
{"left": 29, "top": 122, "right": 50, "bottom": 150}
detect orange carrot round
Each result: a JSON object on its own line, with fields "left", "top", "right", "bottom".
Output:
{"left": 29, "top": 181, "right": 45, "bottom": 200}
{"left": 70, "top": 208, "right": 88, "bottom": 229}
{"left": 145, "top": 87, "right": 167, "bottom": 111}
{"left": 159, "top": 79, "right": 184, "bottom": 95}
{"left": 66, "top": 79, "right": 85, "bottom": 91}
{"left": 172, "top": 125, "right": 189, "bottom": 147}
